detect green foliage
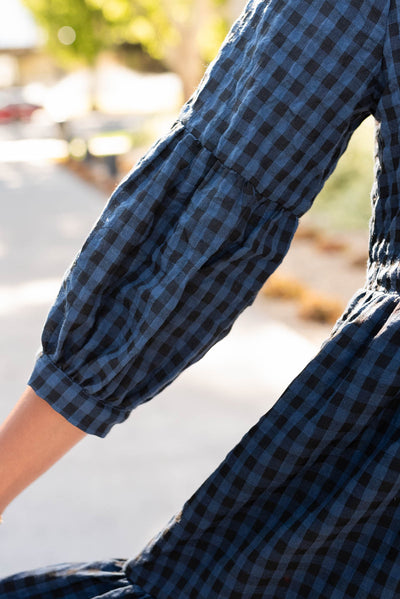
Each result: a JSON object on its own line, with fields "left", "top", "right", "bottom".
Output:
{"left": 23, "top": 0, "right": 229, "bottom": 72}
{"left": 308, "top": 117, "right": 375, "bottom": 231}
{"left": 23, "top": 0, "right": 108, "bottom": 66}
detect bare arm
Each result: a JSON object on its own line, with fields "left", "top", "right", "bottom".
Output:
{"left": 0, "top": 386, "right": 86, "bottom": 516}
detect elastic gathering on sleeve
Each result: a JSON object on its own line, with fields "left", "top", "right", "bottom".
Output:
{"left": 28, "top": 0, "right": 388, "bottom": 436}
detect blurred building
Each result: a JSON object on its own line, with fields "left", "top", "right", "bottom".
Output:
{"left": 0, "top": 0, "right": 59, "bottom": 86}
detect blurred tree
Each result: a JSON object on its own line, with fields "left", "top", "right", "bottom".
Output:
{"left": 23, "top": 0, "right": 232, "bottom": 100}
{"left": 123, "top": 0, "right": 230, "bottom": 99}
{"left": 22, "top": 0, "right": 107, "bottom": 66}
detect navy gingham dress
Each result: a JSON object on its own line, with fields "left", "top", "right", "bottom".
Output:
{"left": 2, "top": 0, "right": 400, "bottom": 596}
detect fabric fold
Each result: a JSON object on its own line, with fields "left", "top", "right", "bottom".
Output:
{"left": 28, "top": 123, "right": 298, "bottom": 436}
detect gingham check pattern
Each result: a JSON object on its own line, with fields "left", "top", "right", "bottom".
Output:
{"left": 3, "top": 0, "right": 400, "bottom": 596}
{"left": 0, "top": 560, "right": 152, "bottom": 598}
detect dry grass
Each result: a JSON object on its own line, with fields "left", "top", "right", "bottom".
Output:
{"left": 297, "top": 292, "right": 344, "bottom": 324}
{"left": 349, "top": 252, "right": 369, "bottom": 268}
{"left": 262, "top": 273, "right": 344, "bottom": 325}
{"left": 262, "top": 274, "right": 305, "bottom": 301}
{"left": 295, "top": 225, "right": 349, "bottom": 254}
{"left": 294, "top": 225, "right": 323, "bottom": 242}
{"left": 314, "top": 237, "right": 348, "bottom": 253}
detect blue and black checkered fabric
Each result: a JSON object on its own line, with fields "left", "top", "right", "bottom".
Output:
{"left": 0, "top": 560, "right": 151, "bottom": 598}
{"left": 3, "top": 0, "right": 400, "bottom": 596}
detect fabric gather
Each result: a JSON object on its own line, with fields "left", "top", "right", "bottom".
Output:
{"left": 28, "top": 123, "right": 298, "bottom": 437}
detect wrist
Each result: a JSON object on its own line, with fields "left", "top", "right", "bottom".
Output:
{"left": 0, "top": 386, "right": 86, "bottom": 514}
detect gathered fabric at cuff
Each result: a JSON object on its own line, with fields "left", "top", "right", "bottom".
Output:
{"left": 27, "top": 352, "right": 129, "bottom": 437}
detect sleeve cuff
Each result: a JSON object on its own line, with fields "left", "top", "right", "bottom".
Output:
{"left": 27, "top": 352, "right": 130, "bottom": 437}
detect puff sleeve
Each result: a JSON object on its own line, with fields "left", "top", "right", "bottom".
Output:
{"left": 28, "top": 0, "right": 387, "bottom": 436}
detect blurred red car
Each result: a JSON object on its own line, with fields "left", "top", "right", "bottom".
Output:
{"left": 0, "top": 102, "right": 41, "bottom": 124}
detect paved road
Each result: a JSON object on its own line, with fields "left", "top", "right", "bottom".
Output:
{"left": 0, "top": 158, "right": 325, "bottom": 578}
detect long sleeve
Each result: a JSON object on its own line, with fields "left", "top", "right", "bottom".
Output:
{"left": 28, "top": 0, "right": 388, "bottom": 437}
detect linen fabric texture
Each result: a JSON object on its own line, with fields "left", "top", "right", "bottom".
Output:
{"left": 2, "top": 0, "right": 400, "bottom": 596}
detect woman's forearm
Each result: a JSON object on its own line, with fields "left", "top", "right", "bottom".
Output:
{"left": 0, "top": 386, "right": 86, "bottom": 515}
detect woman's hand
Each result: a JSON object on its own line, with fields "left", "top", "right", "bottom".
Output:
{"left": 0, "top": 386, "right": 86, "bottom": 516}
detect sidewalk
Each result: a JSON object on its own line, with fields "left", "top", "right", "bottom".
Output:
{"left": 0, "top": 158, "right": 326, "bottom": 578}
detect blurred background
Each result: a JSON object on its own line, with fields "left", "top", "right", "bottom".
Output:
{"left": 0, "top": 0, "right": 374, "bottom": 578}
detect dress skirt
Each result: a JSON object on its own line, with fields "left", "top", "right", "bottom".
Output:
{"left": 2, "top": 0, "right": 400, "bottom": 596}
